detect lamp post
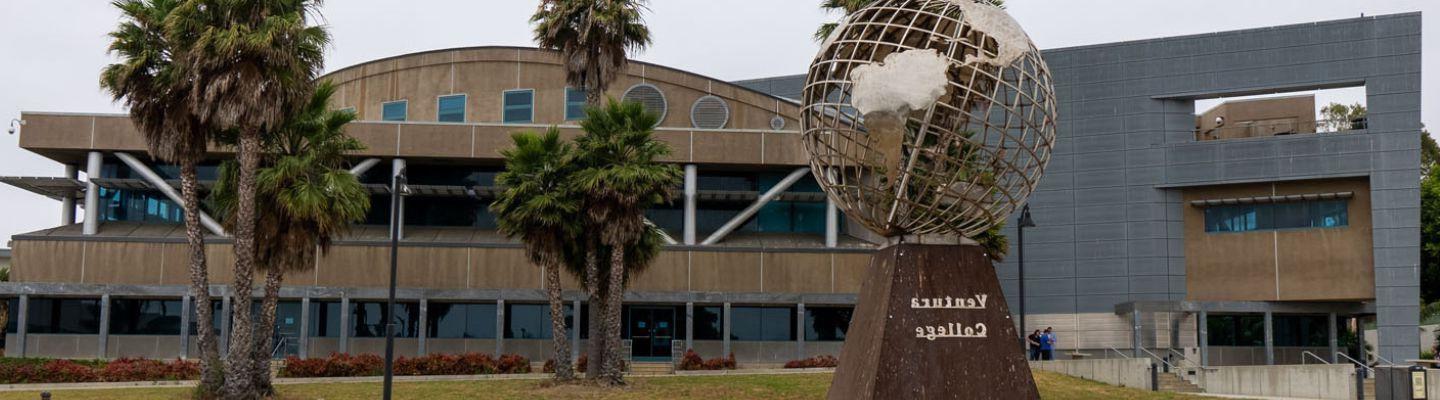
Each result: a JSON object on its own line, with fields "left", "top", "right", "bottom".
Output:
{"left": 1016, "top": 204, "right": 1036, "bottom": 339}
{"left": 382, "top": 167, "right": 409, "bottom": 400}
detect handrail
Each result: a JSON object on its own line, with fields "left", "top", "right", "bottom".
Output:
{"left": 1336, "top": 352, "right": 1373, "bottom": 375}
{"left": 1167, "top": 348, "right": 1198, "bottom": 369}
{"left": 271, "top": 337, "right": 288, "bottom": 359}
{"left": 1137, "top": 347, "right": 1176, "bottom": 372}
{"left": 1373, "top": 354, "right": 1395, "bottom": 366}
{"left": 1301, "top": 351, "right": 1330, "bottom": 365}
{"left": 1107, "top": 348, "right": 1132, "bottom": 359}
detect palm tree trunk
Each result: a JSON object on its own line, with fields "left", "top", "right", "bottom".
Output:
{"left": 224, "top": 130, "right": 262, "bottom": 398}
{"left": 251, "top": 269, "right": 283, "bottom": 396}
{"left": 584, "top": 244, "right": 603, "bottom": 381}
{"left": 180, "top": 161, "right": 223, "bottom": 394}
{"left": 603, "top": 244, "right": 626, "bottom": 385}
{"left": 544, "top": 264, "right": 574, "bottom": 380}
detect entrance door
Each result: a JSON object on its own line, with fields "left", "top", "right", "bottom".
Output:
{"left": 629, "top": 307, "right": 675, "bottom": 360}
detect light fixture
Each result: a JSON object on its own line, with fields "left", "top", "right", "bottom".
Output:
{"left": 7, "top": 119, "right": 24, "bottom": 135}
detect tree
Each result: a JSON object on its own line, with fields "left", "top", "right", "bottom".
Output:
{"left": 100, "top": 0, "right": 224, "bottom": 393}
{"left": 1424, "top": 167, "right": 1440, "bottom": 306}
{"left": 174, "top": 0, "right": 330, "bottom": 396}
{"left": 571, "top": 100, "right": 683, "bottom": 385}
{"left": 531, "top": 0, "right": 652, "bottom": 106}
{"left": 1319, "top": 102, "right": 1367, "bottom": 132}
{"left": 815, "top": 0, "right": 1006, "bottom": 42}
{"left": 1421, "top": 128, "right": 1437, "bottom": 177}
{"left": 210, "top": 82, "right": 369, "bottom": 395}
{"left": 491, "top": 128, "right": 584, "bottom": 381}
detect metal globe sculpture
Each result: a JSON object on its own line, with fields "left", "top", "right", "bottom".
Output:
{"left": 801, "top": 0, "right": 1057, "bottom": 238}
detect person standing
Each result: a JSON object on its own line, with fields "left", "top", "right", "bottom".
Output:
{"left": 1026, "top": 330, "right": 1042, "bottom": 361}
{"left": 1041, "top": 327, "right": 1057, "bottom": 361}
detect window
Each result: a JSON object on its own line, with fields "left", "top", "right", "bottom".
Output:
{"left": 437, "top": 94, "right": 467, "bottom": 123}
{"left": 110, "top": 299, "right": 184, "bottom": 335}
{"left": 506, "top": 303, "right": 574, "bottom": 339}
{"left": 309, "top": 301, "right": 342, "bottom": 338}
{"left": 805, "top": 307, "right": 853, "bottom": 341}
{"left": 692, "top": 306, "right": 723, "bottom": 340}
{"left": 1202, "top": 200, "right": 1349, "bottom": 233}
{"left": 1206, "top": 315, "right": 1265, "bottom": 347}
{"left": 1207, "top": 314, "right": 1329, "bottom": 347}
{"left": 351, "top": 302, "right": 420, "bottom": 338}
{"left": 28, "top": 298, "right": 101, "bottom": 334}
{"left": 1273, "top": 315, "right": 1329, "bottom": 347}
{"left": 565, "top": 88, "right": 587, "bottom": 120}
{"left": 729, "top": 306, "right": 794, "bottom": 341}
{"left": 382, "top": 100, "right": 408, "bottom": 122}
{"left": 429, "top": 303, "right": 497, "bottom": 339}
{"left": 502, "top": 90, "right": 534, "bottom": 124}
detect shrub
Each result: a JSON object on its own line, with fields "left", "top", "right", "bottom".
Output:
{"left": 283, "top": 352, "right": 530, "bottom": 378}
{"left": 497, "top": 354, "right": 531, "bottom": 374}
{"left": 278, "top": 353, "right": 383, "bottom": 378}
{"left": 678, "top": 350, "right": 735, "bottom": 371}
{"left": 98, "top": 358, "right": 199, "bottom": 382}
{"left": 38, "top": 360, "right": 100, "bottom": 383}
{"left": 783, "top": 355, "right": 838, "bottom": 369}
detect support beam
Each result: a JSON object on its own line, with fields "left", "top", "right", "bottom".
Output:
{"left": 571, "top": 299, "right": 581, "bottom": 365}
{"left": 221, "top": 295, "right": 232, "bottom": 355}
{"left": 495, "top": 299, "right": 505, "bottom": 356}
{"left": 1198, "top": 310, "right": 1208, "bottom": 367}
{"left": 15, "top": 295, "right": 28, "bottom": 358}
{"left": 338, "top": 296, "right": 350, "bottom": 354}
{"left": 348, "top": 158, "right": 382, "bottom": 176}
{"left": 701, "top": 168, "right": 811, "bottom": 245}
{"left": 825, "top": 197, "right": 839, "bottom": 248}
{"left": 683, "top": 165, "right": 697, "bottom": 245}
{"left": 1132, "top": 310, "right": 1143, "bottom": 358}
{"left": 392, "top": 159, "right": 406, "bottom": 240}
{"left": 722, "top": 302, "right": 732, "bottom": 356}
{"left": 1328, "top": 312, "right": 1338, "bottom": 364}
{"left": 82, "top": 151, "right": 102, "bottom": 235}
{"left": 684, "top": 302, "right": 694, "bottom": 352}
{"left": 1263, "top": 311, "right": 1274, "bottom": 365}
{"left": 299, "top": 297, "right": 310, "bottom": 359}
{"left": 98, "top": 294, "right": 111, "bottom": 359}
{"left": 114, "top": 152, "right": 227, "bottom": 236}
{"left": 796, "top": 303, "right": 806, "bottom": 360}
{"left": 61, "top": 164, "right": 77, "bottom": 225}
{"left": 180, "top": 293, "right": 192, "bottom": 359}
{"left": 418, "top": 299, "right": 428, "bottom": 355}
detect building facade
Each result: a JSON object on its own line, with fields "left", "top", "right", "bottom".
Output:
{"left": 0, "top": 13, "right": 1424, "bottom": 366}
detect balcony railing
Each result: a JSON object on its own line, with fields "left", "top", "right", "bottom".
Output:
{"left": 1194, "top": 118, "right": 1367, "bottom": 142}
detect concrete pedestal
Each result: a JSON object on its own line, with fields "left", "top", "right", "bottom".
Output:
{"left": 828, "top": 243, "right": 1038, "bottom": 400}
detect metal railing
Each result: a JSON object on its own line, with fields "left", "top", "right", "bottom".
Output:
{"left": 1166, "top": 348, "right": 1201, "bottom": 370}
{"left": 1336, "top": 352, "right": 1373, "bottom": 375}
{"left": 1137, "top": 347, "right": 1177, "bottom": 373}
{"left": 1107, "top": 348, "right": 1132, "bottom": 359}
{"left": 1301, "top": 351, "right": 1331, "bottom": 365}
{"left": 271, "top": 337, "right": 289, "bottom": 359}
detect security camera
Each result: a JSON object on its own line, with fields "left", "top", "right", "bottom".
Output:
{"left": 7, "top": 119, "right": 24, "bottom": 135}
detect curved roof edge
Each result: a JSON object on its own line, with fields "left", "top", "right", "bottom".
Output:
{"left": 319, "top": 45, "right": 800, "bottom": 106}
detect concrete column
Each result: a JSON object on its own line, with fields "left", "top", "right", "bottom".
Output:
{"left": 495, "top": 299, "right": 505, "bottom": 355}
{"left": 98, "top": 294, "right": 111, "bottom": 359}
{"left": 82, "top": 151, "right": 103, "bottom": 235}
{"left": 180, "top": 293, "right": 192, "bottom": 359}
{"left": 1328, "top": 312, "right": 1339, "bottom": 364}
{"left": 338, "top": 296, "right": 350, "bottom": 354}
{"left": 1131, "top": 310, "right": 1142, "bottom": 358}
{"left": 299, "top": 297, "right": 310, "bottom": 359}
{"left": 825, "top": 197, "right": 839, "bottom": 248}
{"left": 1263, "top": 311, "right": 1274, "bottom": 365}
{"left": 683, "top": 164, "right": 697, "bottom": 245}
{"left": 15, "top": 295, "right": 28, "bottom": 358}
{"left": 796, "top": 303, "right": 806, "bottom": 359}
{"left": 571, "top": 299, "right": 581, "bottom": 364}
{"left": 417, "top": 299, "right": 428, "bottom": 355}
{"left": 722, "top": 302, "right": 731, "bottom": 356}
{"left": 221, "top": 295, "right": 232, "bottom": 355}
{"left": 684, "top": 302, "right": 694, "bottom": 351}
{"left": 1197, "top": 310, "right": 1208, "bottom": 367}
{"left": 392, "top": 158, "right": 406, "bottom": 240}
{"left": 61, "top": 164, "right": 77, "bottom": 225}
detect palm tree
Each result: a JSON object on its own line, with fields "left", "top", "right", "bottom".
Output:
{"left": 531, "top": 0, "right": 652, "bottom": 105}
{"left": 815, "top": 0, "right": 1007, "bottom": 41}
{"left": 173, "top": 0, "right": 330, "bottom": 395}
{"left": 491, "top": 128, "right": 584, "bottom": 381}
{"left": 571, "top": 100, "right": 683, "bottom": 384}
{"left": 100, "top": 0, "right": 224, "bottom": 393}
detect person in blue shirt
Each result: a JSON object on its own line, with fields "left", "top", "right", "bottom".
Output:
{"left": 1040, "top": 327, "right": 1057, "bottom": 360}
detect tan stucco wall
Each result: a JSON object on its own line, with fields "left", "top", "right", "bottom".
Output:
{"left": 1182, "top": 178, "right": 1374, "bottom": 302}
{"left": 1196, "top": 96, "right": 1316, "bottom": 140}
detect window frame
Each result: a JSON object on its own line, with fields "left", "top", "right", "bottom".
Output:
{"left": 381, "top": 100, "right": 409, "bottom": 122}
{"left": 501, "top": 89, "right": 536, "bottom": 124}
{"left": 436, "top": 93, "right": 468, "bottom": 123}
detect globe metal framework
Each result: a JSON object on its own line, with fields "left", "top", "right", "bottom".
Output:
{"left": 801, "top": 0, "right": 1057, "bottom": 238}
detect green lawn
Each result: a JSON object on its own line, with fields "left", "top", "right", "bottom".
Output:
{"left": 0, "top": 371, "right": 1217, "bottom": 400}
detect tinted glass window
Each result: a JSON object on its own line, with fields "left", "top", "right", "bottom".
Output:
{"left": 272, "top": 301, "right": 303, "bottom": 338}
{"left": 1206, "top": 314, "right": 1265, "bottom": 347}
{"left": 309, "top": 301, "right": 342, "bottom": 338}
{"left": 438, "top": 95, "right": 466, "bottom": 123}
{"left": 382, "top": 101, "right": 407, "bottom": 122}
{"left": 730, "top": 306, "right": 794, "bottom": 341}
{"left": 565, "top": 88, "right": 587, "bottom": 120}
{"left": 693, "top": 306, "right": 723, "bottom": 340}
{"left": 503, "top": 90, "right": 534, "bottom": 124}
{"left": 1203, "top": 200, "right": 1349, "bottom": 233}
{"left": 110, "top": 299, "right": 184, "bottom": 335}
{"left": 351, "top": 302, "right": 420, "bottom": 338}
{"left": 429, "top": 303, "right": 497, "bottom": 339}
{"left": 28, "top": 298, "right": 101, "bottom": 334}
{"left": 505, "top": 303, "right": 555, "bottom": 339}
{"left": 804, "top": 307, "right": 853, "bottom": 341}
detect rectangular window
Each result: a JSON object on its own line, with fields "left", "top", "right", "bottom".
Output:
{"left": 565, "top": 88, "right": 587, "bottom": 120}
{"left": 804, "top": 307, "right": 853, "bottom": 342}
{"left": 350, "top": 302, "right": 420, "bottom": 338}
{"left": 693, "top": 306, "right": 723, "bottom": 340}
{"left": 28, "top": 298, "right": 101, "bottom": 334}
{"left": 729, "top": 306, "right": 794, "bottom": 341}
{"left": 429, "top": 303, "right": 497, "bottom": 339}
{"left": 1206, "top": 315, "right": 1265, "bottom": 347}
{"left": 437, "top": 94, "right": 467, "bottom": 123}
{"left": 502, "top": 90, "right": 534, "bottom": 124}
{"left": 382, "top": 100, "right": 408, "bottom": 122}
{"left": 110, "top": 299, "right": 184, "bottom": 335}
{"left": 309, "top": 301, "right": 342, "bottom": 338}
{"left": 505, "top": 303, "right": 570, "bottom": 339}
{"left": 1202, "top": 200, "right": 1349, "bottom": 233}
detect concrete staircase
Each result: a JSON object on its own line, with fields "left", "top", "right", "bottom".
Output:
{"left": 628, "top": 362, "right": 674, "bottom": 375}
{"left": 1158, "top": 372, "right": 1203, "bottom": 393}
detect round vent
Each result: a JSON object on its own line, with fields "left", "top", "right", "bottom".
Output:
{"left": 690, "top": 95, "right": 730, "bottom": 129}
{"left": 770, "top": 115, "right": 787, "bottom": 131}
{"left": 622, "top": 83, "right": 668, "bottom": 125}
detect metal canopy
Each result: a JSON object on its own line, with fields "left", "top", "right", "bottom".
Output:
{"left": 1188, "top": 191, "right": 1354, "bottom": 207}
{"left": 0, "top": 176, "right": 85, "bottom": 201}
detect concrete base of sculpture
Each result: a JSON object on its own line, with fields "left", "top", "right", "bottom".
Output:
{"left": 827, "top": 243, "right": 1039, "bottom": 400}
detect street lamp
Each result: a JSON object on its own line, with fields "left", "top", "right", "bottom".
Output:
{"left": 1016, "top": 204, "right": 1036, "bottom": 339}
{"left": 383, "top": 167, "right": 410, "bottom": 400}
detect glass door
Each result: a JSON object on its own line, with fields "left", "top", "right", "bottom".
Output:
{"left": 628, "top": 307, "right": 675, "bottom": 360}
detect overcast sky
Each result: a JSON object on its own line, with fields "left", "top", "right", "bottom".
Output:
{"left": 0, "top": 0, "right": 1435, "bottom": 246}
